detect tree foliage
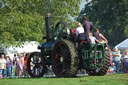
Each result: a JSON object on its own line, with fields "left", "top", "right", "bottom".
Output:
{"left": 78, "top": 0, "right": 128, "bottom": 46}
{"left": 0, "top": 0, "right": 82, "bottom": 47}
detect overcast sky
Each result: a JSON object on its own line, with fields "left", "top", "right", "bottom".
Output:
{"left": 80, "top": 2, "right": 86, "bottom": 11}
{"left": 80, "top": 0, "right": 91, "bottom": 11}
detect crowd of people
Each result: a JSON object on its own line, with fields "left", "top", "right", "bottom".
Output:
{"left": 0, "top": 53, "right": 29, "bottom": 78}
{"left": 108, "top": 48, "right": 128, "bottom": 73}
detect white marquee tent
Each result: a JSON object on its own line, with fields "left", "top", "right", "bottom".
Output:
{"left": 115, "top": 39, "right": 128, "bottom": 50}
{"left": 5, "top": 41, "right": 40, "bottom": 55}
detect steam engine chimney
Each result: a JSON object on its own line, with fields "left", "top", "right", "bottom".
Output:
{"left": 45, "top": 13, "right": 53, "bottom": 42}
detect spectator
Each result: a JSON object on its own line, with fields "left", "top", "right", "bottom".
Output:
{"left": 24, "top": 53, "right": 29, "bottom": 77}
{"left": 16, "top": 54, "right": 24, "bottom": 77}
{"left": 112, "top": 47, "right": 121, "bottom": 73}
{"left": 108, "top": 63, "right": 116, "bottom": 73}
{"left": 13, "top": 54, "right": 17, "bottom": 65}
{"left": 94, "top": 28, "right": 108, "bottom": 43}
{"left": 15, "top": 53, "right": 20, "bottom": 77}
{"left": 6, "top": 55, "right": 13, "bottom": 77}
{"left": 109, "top": 50, "right": 113, "bottom": 65}
{"left": 122, "top": 50, "right": 128, "bottom": 73}
{"left": 24, "top": 53, "right": 28, "bottom": 69}
{"left": 0, "top": 69, "right": 2, "bottom": 78}
{"left": 12, "top": 54, "right": 17, "bottom": 77}
{"left": 0, "top": 54, "right": 7, "bottom": 77}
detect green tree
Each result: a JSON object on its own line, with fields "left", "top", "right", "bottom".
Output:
{"left": 0, "top": 0, "right": 83, "bottom": 47}
{"left": 78, "top": 0, "right": 128, "bottom": 46}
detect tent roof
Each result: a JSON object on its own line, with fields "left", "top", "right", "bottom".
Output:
{"left": 5, "top": 41, "right": 40, "bottom": 54}
{"left": 116, "top": 39, "right": 128, "bottom": 49}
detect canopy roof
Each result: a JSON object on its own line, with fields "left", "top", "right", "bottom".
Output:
{"left": 5, "top": 41, "right": 40, "bottom": 54}
{"left": 116, "top": 39, "right": 128, "bottom": 49}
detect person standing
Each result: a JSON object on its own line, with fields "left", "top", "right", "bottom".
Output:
{"left": 122, "top": 50, "right": 128, "bottom": 73}
{"left": 0, "top": 54, "right": 7, "bottom": 77}
{"left": 24, "top": 53, "right": 29, "bottom": 77}
{"left": 16, "top": 54, "right": 24, "bottom": 77}
{"left": 12, "top": 54, "right": 17, "bottom": 77}
{"left": 109, "top": 50, "right": 113, "bottom": 66}
{"left": 6, "top": 55, "right": 13, "bottom": 77}
{"left": 83, "top": 16, "right": 93, "bottom": 38}
{"left": 112, "top": 47, "right": 121, "bottom": 73}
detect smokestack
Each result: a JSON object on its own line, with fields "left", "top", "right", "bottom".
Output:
{"left": 45, "top": 13, "right": 53, "bottom": 42}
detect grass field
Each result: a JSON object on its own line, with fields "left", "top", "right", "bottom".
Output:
{"left": 0, "top": 74, "right": 128, "bottom": 85}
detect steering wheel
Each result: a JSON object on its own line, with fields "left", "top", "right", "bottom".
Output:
{"left": 54, "top": 21, "right": 71, "bottom": 40}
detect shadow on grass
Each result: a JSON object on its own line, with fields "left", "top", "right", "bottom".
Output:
{"left": 1, "top": 74, "right": 91, "bottom": 80}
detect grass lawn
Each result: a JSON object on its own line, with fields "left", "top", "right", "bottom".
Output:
{"left": 0, "top": 74, "right": 128, "bottom": 85}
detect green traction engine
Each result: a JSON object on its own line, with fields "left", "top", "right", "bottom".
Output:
{"left": 27, "top": 14, "right": 110, "bottom": 77}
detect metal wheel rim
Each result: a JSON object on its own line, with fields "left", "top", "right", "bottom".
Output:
{"left": 27, "top": 52, "right": 45, "bottom": 77}
{"left": 52, "top": 41, "right": 71, "bottom": 77}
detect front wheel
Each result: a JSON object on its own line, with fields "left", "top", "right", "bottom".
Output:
{"left": 27, "top": 52, "right": 46, "bottom": 77}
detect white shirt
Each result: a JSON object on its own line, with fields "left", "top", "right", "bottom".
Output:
{"left": 76, "top": 26, "right": 85, "bottom": 36}
{"left": 89, "top": 36, "right": 96, "bottom": 44}
{"left": 0, "top": 58, "right": 7, "bottom": 69}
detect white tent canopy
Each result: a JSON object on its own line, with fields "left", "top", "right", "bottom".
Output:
{"left": 5, "top": 41, "right": 40, "bottom": 55}
{"left": 116, "top": 39, "right": 128, "bottom": 50}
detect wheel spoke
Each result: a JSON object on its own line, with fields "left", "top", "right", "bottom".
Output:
{"left": 32, "top": 67, "right": 37, "bottom": 76}
{"left": 36, "top": 68, "right": 40, "bottom": 76}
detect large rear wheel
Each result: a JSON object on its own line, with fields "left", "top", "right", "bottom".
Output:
{"left": 52, "top": 40, "right": 79, "bottom": 77}
{"left": 88, "top": 48, "right": 110, "bottom": 76}
{"left": 27, "top": 52, "right": 46, "bottom": 78}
